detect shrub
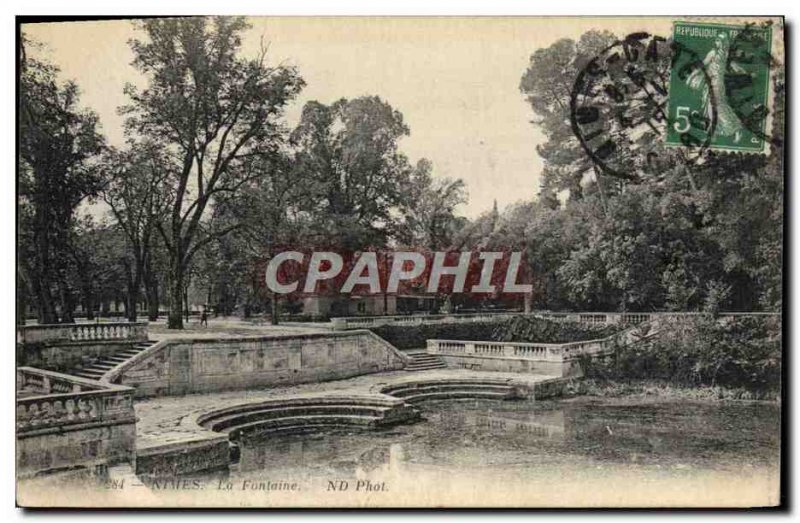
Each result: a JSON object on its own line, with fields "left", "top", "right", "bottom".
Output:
{"left": 370, "top": 315, "right": 622, "bottom": 350}
{"left": 490, "top": 315, "right": 622, "bottom": 343}
{"left": 370, "top": 321, "right": 501, "bottom": 350}
{"left": 583, "top": 315, "right": 782, "bottom": 393}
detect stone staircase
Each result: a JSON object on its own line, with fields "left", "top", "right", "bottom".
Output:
{"left": 379, "top": 378, "right": 528, "bottom": 403}
{"left": 197, "top": 395, "right": 421, "bottom": 439}
{"left": 405, "top": 350, "right": 447, "bottom": 371}
{"left": 69, "top": 342, "right": 154, "bottom": 381}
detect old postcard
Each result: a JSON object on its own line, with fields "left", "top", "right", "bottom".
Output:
{"left": 16, "top": 16, "right": 784, "bottom": 508}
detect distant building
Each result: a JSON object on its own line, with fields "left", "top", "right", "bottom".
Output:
{"left": 302, "top": 294, "right": 439, "bottom": 317}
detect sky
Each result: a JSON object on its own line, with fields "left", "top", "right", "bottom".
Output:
{"left": 22, "top": 17, "right": 676, "bottom": 218}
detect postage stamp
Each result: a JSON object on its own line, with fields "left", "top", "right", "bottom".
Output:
{"left": 665, "top": 21, "right": 774, "bottom": 153}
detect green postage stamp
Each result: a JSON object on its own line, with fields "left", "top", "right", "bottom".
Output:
{"left": 666, "top": 21, "right": 774, "bottom": 153}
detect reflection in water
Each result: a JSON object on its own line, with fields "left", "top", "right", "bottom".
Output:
{"left": 232, "top": 398, "right": 780, "bottom": 481}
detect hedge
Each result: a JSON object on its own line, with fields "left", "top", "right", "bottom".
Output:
{"left": 369, "top": 315, "right": 622, "bottom": 350}
{"left": 582, "top": 315, "right": 782, "bottom": 393}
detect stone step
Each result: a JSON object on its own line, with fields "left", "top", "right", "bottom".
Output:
{"left": 405, "top": 365, "right": 447, "bottom": 372}
{"left": 208, "top": 404, "right": 393, "bottom": 432}
{"left": 406, "top": 361, "right": 447, "bottom": 369}
{"left": 227, "top": 414, "right": 382, "bottom": 437}
{"left": 90, "top": 362, "right": 117, "bottom": 370}
{"left": 237, "top": 422, "right": 370, "bottom": 437}
{"left": 382, "top": 379, "right": 513, "bottom": 391}
{"left": 389, "top": 384, "right": 514, "bottom": 398}
{"left": 72, "top": 366, "right": 106, "bottom": 374}
{"left": 401, "top": 390, "right": 513, "bottom": 403}
{"left": 66, "top": 342, "right": 156, "bottom": 381}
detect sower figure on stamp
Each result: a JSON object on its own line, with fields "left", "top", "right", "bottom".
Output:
{"left": 685, "top": 32, "right": 751, "bottom": 144}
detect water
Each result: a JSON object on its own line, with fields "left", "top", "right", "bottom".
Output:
{"left": 19, "top": 397, "right": 781, "bottom": 507}
{"left": 235, "top": 397, "right": 780, "bottom": 475}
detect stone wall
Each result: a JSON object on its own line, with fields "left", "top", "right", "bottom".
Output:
{"left": 17, "top": 422, "right": 136, "bottom": 478}
{"left": 135, "top": 435, "right": 230, "bottom": 478}
{"left": 19, "top": 340, "right": 142, "bottom": 372}
{"left": 438, "top": 354, "right": 580, "bottom": 377}
{"left": 112, "top": 330, "right": 408, "bottom": 398}
{"left": 16, "top": 367, "right": 137, "bottom": 478}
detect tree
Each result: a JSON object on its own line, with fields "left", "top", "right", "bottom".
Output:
{"left": 291, "top": 96, "right": 413, "bottom": 249}
{"left": 102, "top": 141, "right": 171, "bottom": 321}
{"left": 210, "top": 152, "right": 314, "bottom": 324}
{"left": 19, "top": 35, "right": 105, "bottom": 323}
{"left": 69, "top": 217, "right": 130, "bottom": 319}
{"left": 122, "top": 17, "right": 305, "bottom": 328}
{"left": 397, "top": 159, "right": 467, "bottom": 250}
{"left": 519, "top": 32, "right": 616, "bottom": 199}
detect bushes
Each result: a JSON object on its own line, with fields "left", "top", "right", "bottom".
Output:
{"left": 583, "top": 316, "right": 782, "bottom": 393}
{"left": 370, "top": 315, "right": 622, "bottom": 350}
{"left": 370, "top": 321, "right": 501, "bottom": 350}
{"left": 490, "top": 316, "right": 621, "bottom": 343}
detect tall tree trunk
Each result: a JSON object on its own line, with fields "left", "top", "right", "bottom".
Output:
{"left": 127, "top": 256, "right": 145, "bottom": 322}
{"left": 183, "top": 286, "right": 189, "bottom": 322}
{"left": 146, "top": 281, "right": 159, "bottom": 321}
{"left": 17, "top": 275, "right": 29, "bottom": 326}
{"left": 57, "top": 273, "right": 75, "bottom": 324}
{"left": 30, "top": 275, "right": 58, "bottom": 324}
{"left": 143, "top": 257, "right": 160, "bottom": 321}
{"left": 127, "top": 276, "right": 141, "bottom": 322}
{"left": 167, "top": 260, "right": 185, "bottom": 329}
{"left": 82, "top": 290, "right": 95, "bottom": 321}
{"left": 32, "top": 222, "right": 58, "bottom": 324}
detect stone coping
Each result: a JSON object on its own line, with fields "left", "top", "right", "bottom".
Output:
{"left": 105, "top": 329, "right": 409, "bottom": 383}
{"left": 152, "top": 328, "right": 383, "bottom": 344}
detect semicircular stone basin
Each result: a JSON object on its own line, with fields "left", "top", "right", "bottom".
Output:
{"left": 378, "top": 378, "right": 531, "bottom": 403}
{"left": 196, "top": 379, "right": 532, "bottom": 441}
{"left": 196, "top": 394, "right": 421, "bottom": 440}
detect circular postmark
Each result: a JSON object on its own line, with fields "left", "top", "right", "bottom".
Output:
{"left": 570, "top": 32, "right": 717, "bottom": 180}
{"left": 725, "top": 21, "right": 779, "bottom": 148}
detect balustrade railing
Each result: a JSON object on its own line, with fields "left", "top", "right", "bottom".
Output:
{"left": 16, "top": 367, "right": 135, "bottom": 435}
{"left": 332, "top": 311, "right": 779, "bottom": 330}
{"left": 331, "top": 312, "right": 522, "bottom": 330}
{"left": 17, "top": 321, "right": 148, "bottom": 344}
{"left": 427, "top": 339, "right": 567, "bottom": 361}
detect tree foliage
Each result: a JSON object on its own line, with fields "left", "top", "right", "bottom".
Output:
{"left": 122, "top": 17, "right": 305, "bottom": 328}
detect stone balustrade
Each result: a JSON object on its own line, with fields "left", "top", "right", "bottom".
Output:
{"left": 426, "top": 317, "right": 665, "bottom": 364}
{"left": 17, "top": 321, "right": 148, "bottom": 345}
{"left": 16, "top": 367, "right": 136, "bottom": 435}
{"left": 331, "top": 312, "right": 522, "bottom": 330}
{"left": 16, "top": 367, "right": 137, "bottom": 478}
{"left": 332, "top": 311, "right": 779, "bottom": 330}
{"left": 428, "top": 339, "right": 568, "bottom": 362}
